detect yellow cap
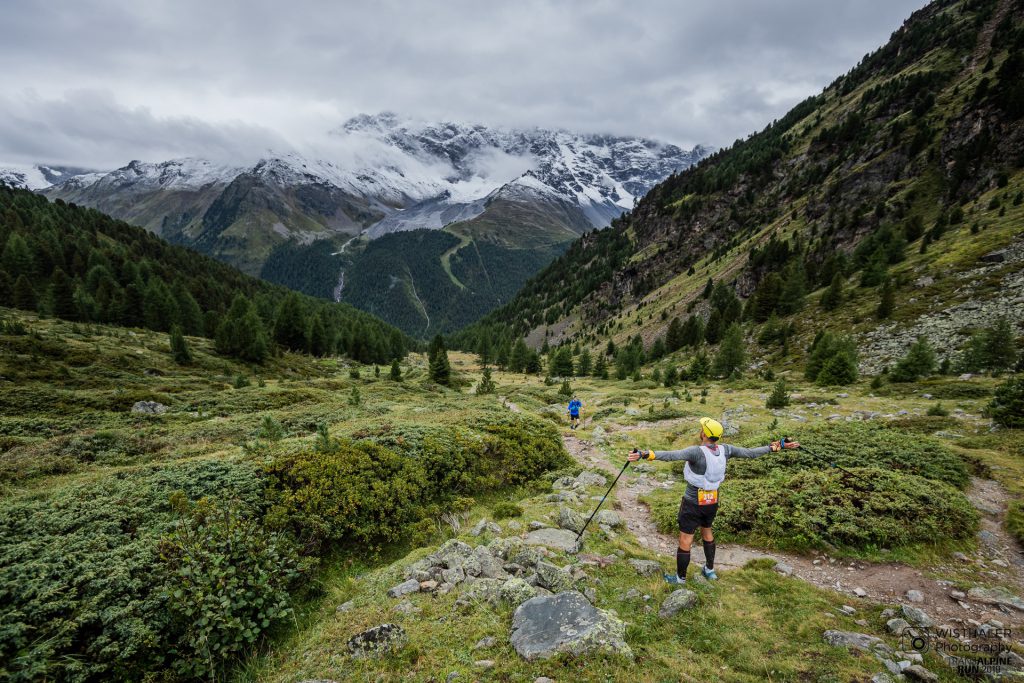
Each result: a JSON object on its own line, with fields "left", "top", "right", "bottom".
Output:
{"left": 699, "top": 417, "right": 724, "bottom": 440}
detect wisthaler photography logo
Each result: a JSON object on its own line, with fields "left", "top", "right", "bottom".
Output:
{"left": 901, "top": 626, "right": 1016, "bottom": 677}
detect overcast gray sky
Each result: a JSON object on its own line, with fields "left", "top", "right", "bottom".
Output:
{"left": 0, "top": 0, "right": 927, "bottom": 169}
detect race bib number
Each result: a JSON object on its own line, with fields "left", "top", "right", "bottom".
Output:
{"left": 697, "top": 488, "right": 718, "bottom": 506}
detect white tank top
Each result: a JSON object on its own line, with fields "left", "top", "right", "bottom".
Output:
{"left": 683, "top": 445, "right": 727, "bottom": 491}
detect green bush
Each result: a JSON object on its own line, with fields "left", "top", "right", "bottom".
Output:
{"left": 987, "top": 377, "right": 1024, "bottom": 428}
{"left": 729, "top": 422, "right": 970, "bottom": 488}
{"left": 649, "top": 469, "right": 977, "bottom": 551}
{"left": 890, "top": 337, "right": 936, "bottom": 382}
{"left": 159, "top": 498, "right": 306, "bottom": 680}
{"left": 926, "top": 402, "right": 950, "bottom": 416}
{"left": 264, "top": 413, "right": 566, "bottom": 553}
{"left": 492, "top": 501, "right": 524, "bottom": 519}
{"left": 1007, "top": 501, "right": 1024, "bottom": 544}
{"left": 885, "top": 415, "right": 957, "bottom": 434}
{"left": 0, "top": 460, "right": 265, "bottom": 681}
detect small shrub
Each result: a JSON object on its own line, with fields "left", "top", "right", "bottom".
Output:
{"left": 349, "top": 367, "right": 360, "bottom": 380}
{"left": 926, "top": 402, "right": 950, "bottom": 417}
{"left": 1008, "top": 501, "right": 1024, "bottom": 544}
{"left": 765, "top": 378, "right": 790, "bottom": 409}
{"left": 257, "top": 415, "right": 285, "bottom": 441}
{"left": 348, "top": 386, "right": 361, "bottom": 406}
{"left": 492, "top": 502, "right": 524, "bottom": 519}
{"left": 558, "top": 379, "right": 572, "bottom": 396}
{"left": 890, "top": 336, "right": 936, "bottom": 382}
{"left": 158, "top": 498, "right": 305, "bottom": 680}
{"left": 234, "top": 374, "right": 251, "bottom": 389}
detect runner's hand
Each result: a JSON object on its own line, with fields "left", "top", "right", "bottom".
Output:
{"left": 784, "top": 440, "right": 800, "bottom": 449}
{"left": 627, "top": 450, "right": 641, "bottom": 462}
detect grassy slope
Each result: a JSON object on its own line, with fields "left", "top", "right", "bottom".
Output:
{"left": 246, "top": 355, "right": 1021, "bottom": 682}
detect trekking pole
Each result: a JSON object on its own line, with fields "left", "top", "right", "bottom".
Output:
{"left": 574, "top": 457, "right": 631, "bottom": 551}
{"left": 795, "top": 443, "right": 873, "bottom": 486}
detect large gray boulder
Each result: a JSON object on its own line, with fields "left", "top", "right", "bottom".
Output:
{"left": 594, "top": 510, "right": 623, "bottom": 528}
{"left": 557, "top": 506, "right": 586, "bottom": 533}
{"left": 659, "top": 589, "right": 698, "bottom": 618}
{"left": 474, "top": 546, "right": 508, "bottom": 579}
{"left": 524, "top": 528, "right": 578, "bottom": 552}
{"left": 386, "top": 579, "right": 420, "bottom": 598}
{"left": 347, "top": 623, "right": 407, "bottom": 658}
{"left": 510, "top": 591, "right": 633, "bottom": 661}
{"left": 574, "top": 471, "right": 608, "bottom": 489}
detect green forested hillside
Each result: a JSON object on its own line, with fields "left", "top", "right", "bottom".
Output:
{"left": 456, "top": 0, "right": 1024, "bottom": 370}
{"left": 0, "top": 187, "right": 409, "bottom": 363}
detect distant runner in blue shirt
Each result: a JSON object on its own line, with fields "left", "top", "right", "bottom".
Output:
{"left": 567, "top": 396, "right": 582, "bottom": 430}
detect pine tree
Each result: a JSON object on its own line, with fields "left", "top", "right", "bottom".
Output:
{"left": 713, "top": 323, "right": 746, "bottom": 377}
{"left": 663, "top": 365, "right": 679, "bottom": 387}
{"left": 307, "top": 313, "right": 329, "bottom": 357}
{"left": 860, "top": 253, "right": 888, "bottom": 287}
{"left": 273, "top": 293, "right": 308, "bottom": 352}
{"left": 752, "top": 273, "right": 783, "bottom": 321}
{"left": 665, "top": 317, "right": 684, "bottom": 352}
{"left": 389, "top": 358, "right": 402, "bottom": 381}
{"left": 550, "top": 347, "right": 574, "bottom": 377}
{"left": 777, "top": 264, "right": 806, "bottom": 315}
{"left": 876, "top": 278, "right": 895, "bottom": 320}
{"left": 702, "top": 277, "right": 714, "bottom": 299}
{"left": 984, "top": 317, "right": 1017, "bottom": 372}
{"left": 765, "top": 378, "right": 790, "bottom": 408}
{"left": 173, "top": 283, "right": 205, "bottom": 336}
{"left": 475, "top": 366, "right": 497, "bottom": 395}
{"left": 525, "top": 351, "right": 542, "bottom": 374}
{"left": 12, "top": 275, "right": 35, "bottom": 311}
{"left": 821, "top": 273, "right": 844, "bottom": 311}
{"left": 1, "top": 233, "right": 34, "bottom": 277}
{"left": 478, "top": 335, "right": 492, "bottom": 367}
{"left": 815, "top": 349, "right": 859, "bottom": 386}
{"left": 428, "top": 334, "right": 452, "bottom": 386}
{"left": 142, "top": 279, "right": 177, "bottom": 331}
{"left": 577, "top": 348, "right": 593, "bottom": 376}
{"left": 49, "top": 268, "right": 78, "bottom": 320}
{"left": 510, "top": 339, "right": 530, "bottom": 373}
{"left": 558, "top": 379, "right": 572, "bottom": 396}
{"left": 688, "top": 350, "right": 711, "bottom": 381}
{"left": 0, "top": 271, "right": 12, "bottom": 306}
{"left": 216, "top": 295, "right": 270, "bottom": 363}
{"left": 170, "top": 324, "right": 192, "bottom": 364}
{"left": 890, "top": 336, "right": 936, "bottom": 382}
{"left": 681, "top": 315, "right": 704, "bottom": 347}
{"left": 495, "top": 341, "right": 511, "bottom": 370}
{"left": 704, "top": 309, "right": 724, "bottom": 344}
{"left": 593, "top": 353, "right": 608, "bottom": 379}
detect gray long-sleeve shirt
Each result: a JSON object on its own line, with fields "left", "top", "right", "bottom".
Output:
{"left": 652, "top": 444, "right": 771, "bottom": 503}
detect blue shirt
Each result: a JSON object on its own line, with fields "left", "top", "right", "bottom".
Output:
{"left": 568, "top": 399, "right": 582, "bottom": 415}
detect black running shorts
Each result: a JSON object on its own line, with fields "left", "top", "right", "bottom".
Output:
{"left": 677, "top": 497, "right": 718, "bottom": 534}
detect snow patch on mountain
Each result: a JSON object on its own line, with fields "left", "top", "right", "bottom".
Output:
{"left": 0, "top": 165, "right": 54, "bottom": 190}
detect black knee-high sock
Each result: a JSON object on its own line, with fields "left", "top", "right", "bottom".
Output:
{"left": 676, "top": 549, "right": 690, "bottom": 579}
{"left": 703, "top": 539, "right": 716, "bottom": 569}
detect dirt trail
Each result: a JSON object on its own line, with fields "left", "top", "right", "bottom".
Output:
{"left": 563, "top": 433, "right": 1024, "bottom": 629}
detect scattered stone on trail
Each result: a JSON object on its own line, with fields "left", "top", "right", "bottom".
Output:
{"left": 881, "top": 608, "right": 896, "bottom": 619}
{"left": 473, "top": 636, "right": 497, "bottom": 650}
{"left": 336, "top": 600, "right": 354, "bottom": 613}
{"left": 347, "top": 623, "right": 407, "bottom": 658}
{"left": 773, "top": 561, "right": 794, "bottom": 576}
{"left": 419, "top": 580, "right": 439, "bottom": 593}
{"left": 952, "top": 551, "right": 970, "bottom": 562}
{"left": 624, "top": 588, "right": 641, "bottom": 600}
{"left": 628, "top": 559, "right": 662, "bottom": 577}
{"left": 536, "top": 561, "right": 574, "bottom": 593}
{"left": 854, "top": 588, "right": 867, "bottom": 598}
{"left": 501, "top": 578, "right": 539, "bottom": 607}
{"left": 529, "top": 521, "right": 550, "bottom": 530}
{"left": 510, "top": 591, "right": 632, "bottom": 661}
{"left": 474, "top": 660, "right": 495, "bottom": 669}
{"left": 906, "top": 590, "right": 924, "bottom": 603}
{"left": 886, "top": 618, "right": 910, "bottom": 634}
{"left": 839, "top": 605, "right": 857, "bottom": 616}
{"left": 507, "top": 520, "right": 522, "bottom": 531}
{"left": 903, "top": 664, "right": 939, "bottom": 682}
{"left": 557, "top": 506, "right": 586, "bottom": 534}
{"left": 594, "top": 510, "right": 623, "bottom": 528}
{"left": 524, "top": 528, "right": 578, "bottom": 552}
{"left": 950, "top": 590, "right": 966, "bottom": 601}
{"left": 131, "top": 400, "right": 167, "bottom": 414}
{"left": 535, "top": 678, "right": 555, "bottom": 683}
{"left": 900, "top": 605, "right": 935, "bottom": 627}
{"left": 387, "top": 578, "right": 420, "bottom": 598}
{"left": 967, "top": 586, "right": 1024, "bottom": 611}
{"left": 659, "top": 589, "right": 698, "bottom": 618}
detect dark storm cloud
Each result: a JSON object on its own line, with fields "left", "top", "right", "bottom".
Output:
{"left": 0, "top": 0, "right": 927, "bottom": 167}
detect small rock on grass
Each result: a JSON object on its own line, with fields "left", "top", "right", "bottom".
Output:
{"left": 903, "top": 664, "right": 938, "bottom": 682}
{"left": 900, "top": 604, "right": 934, "bottom": 627}
{"left": 474, "top": 659, "right": 495, "bottom": 669}
{"left": 387, "top": 578, "right": 420, "bottom": 598}
{"left": 347, "top": 623, "right": 407, "bottom": 658}
{"left": 905, "top": 590, "right": 924, "bottom": 603}
{"left": 659, "top": 589, "right": 698, "bottom": 618}
{"left": 628, "top": 559, "right": 662, "bottom": 576}
{"left": 535, "top": 678, "right": 554, "bottom": 683}
{"left": 474, "top": 636, "right": 497, "bottom": 650}
{"left": 336, "top": 600, "right": 354, "bottom": 613}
